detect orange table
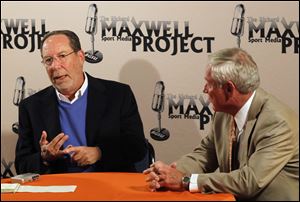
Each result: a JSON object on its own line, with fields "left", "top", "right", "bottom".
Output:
{"left": 1, "top": 172, "right": 235, "bottom": 201}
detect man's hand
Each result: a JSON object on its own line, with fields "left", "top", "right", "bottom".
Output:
{"left": 143, "top": 161, "right": 185, "bottom": 192}
{"left": 39, "top": 131, "right": 69, "bottom": 162}
{"left": 63, "top": 146, "right": 101, "bottom": 166}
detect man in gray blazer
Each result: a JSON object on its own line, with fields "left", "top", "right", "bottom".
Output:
{"left": 144, "top": 48, "right": 299, "bottom": 201}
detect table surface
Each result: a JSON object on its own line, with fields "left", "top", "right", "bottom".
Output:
{"left": 1, "top": 172, "right": 235, "bottom": 201}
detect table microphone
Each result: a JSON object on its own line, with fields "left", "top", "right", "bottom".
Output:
{"left": 150, "top": 81, "right": 170, "bottom": 141}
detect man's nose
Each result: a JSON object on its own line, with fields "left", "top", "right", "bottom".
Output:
{"left": 49, "top": 58, "right": 62, "bottom": 70}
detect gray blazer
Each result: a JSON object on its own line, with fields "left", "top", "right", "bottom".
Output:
{"left": 176, "top": 88, "right": 299, "bottom": 201}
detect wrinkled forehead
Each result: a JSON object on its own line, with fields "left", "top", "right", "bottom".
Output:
{"left": 42, "top": 35, "right": 71, "bottom": 56}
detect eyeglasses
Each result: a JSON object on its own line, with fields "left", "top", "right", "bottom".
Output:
{"left": 41, "top": 51, "right": 76, "bottom": 67}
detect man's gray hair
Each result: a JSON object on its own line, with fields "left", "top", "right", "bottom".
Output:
{"left": 208, "top": 47, "right": 260, "bottom": 94}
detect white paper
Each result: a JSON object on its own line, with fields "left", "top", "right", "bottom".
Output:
{"left": 17, "top": 185, "right": 77, "bottom": 193}
{"left": 1, "top": 183, "right": 21, "bottom": 193}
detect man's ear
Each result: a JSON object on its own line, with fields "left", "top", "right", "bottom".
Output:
{"left": 226, "top": 84, "right": 231, "bottom": 93}
{"left": 78, "top": 50, "right": 86, "bottom": 64}
{"left": 223, "top": 81, "right": 235, "bottom": 97}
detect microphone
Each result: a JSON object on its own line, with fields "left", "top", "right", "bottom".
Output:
{"left": 85, "top": 3, "right": 98, "bottom": 35}
{"left": 12, "top": 76, "right": 25, "bottom": 134}
{"left": 13, "top": 76, "right": 25, "bottom": 106}
{"left": 150, "top": 81, "right": 170, "bottom": 141}
{"left": 84, "top": 3, "right": 103, "bottom": 63}
{"left": 230, "top": 4, "right": 245, "bottom": 48}
{"left": 151, "top": 81, "right": 165, "bottom": 112}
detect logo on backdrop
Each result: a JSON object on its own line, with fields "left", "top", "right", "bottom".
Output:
{"left": 1, "top": 19, "right": 49, "bottom": 52}
{"left": 1, "top": 159, "right": 14, "bottom": 178}
{"left": 12, "top": 76, "right": 39, "bottom": 134}
{"left": 150, "top": 81, "right": 170, "bottom": 141}
{"left": 167, "top": 93, "right": 213, "bottom": 130}
{"left": 84, "top": 4, "right": 103, "bottom": 63}
{"left": 99, "top": 16, "right": 215, "bottom": 55}
{"left": 230, "top": 4, "right": 245, "bottom": 48}
{"left": 247, "top": 16, "right": 299, "bottom": 54}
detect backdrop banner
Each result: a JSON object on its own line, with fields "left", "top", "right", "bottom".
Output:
{"left": 1, "top": 1, "right": 298, "bottom": 177}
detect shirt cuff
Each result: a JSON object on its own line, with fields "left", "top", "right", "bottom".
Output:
{"left": 189, "top": 174, "right": 199, "bottom": 192}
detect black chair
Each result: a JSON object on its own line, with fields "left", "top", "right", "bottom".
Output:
{"left": 134, "top": 139, "right": 155, "bottom": 172}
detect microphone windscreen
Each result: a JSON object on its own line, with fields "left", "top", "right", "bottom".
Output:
{"left": 85, "top": 4, "right": 98, "bottom": 34}
{"left": 13, "top": 76, "right": 25, "bottom": 106}
{"left": 230, "top": 4, "right": 245, "bottom": 36}
{"left": 151, "top": 81, "right": 165, "bottom": 112}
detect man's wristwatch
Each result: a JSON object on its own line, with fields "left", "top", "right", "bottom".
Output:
{"left": 182, "top": 175, "right": 191, "bottom": 190}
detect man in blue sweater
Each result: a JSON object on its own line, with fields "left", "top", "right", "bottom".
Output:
{"left": 15, "top": 30, "right": 148, "bottom": 174}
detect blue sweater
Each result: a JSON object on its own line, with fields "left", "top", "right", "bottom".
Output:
{"left": 58, "top": 90, "right": 94, "bottom": 172}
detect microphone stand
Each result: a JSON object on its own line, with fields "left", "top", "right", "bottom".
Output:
{"left": 85, "top": 31, "right": 103, "bottom": 63}
{"left": 91, "top": 33, "right": 95, "bottom": 55}
{"left": 150, "top": 109, "right": 170, "bottom": 141}
{"left": 237, "top": 35, "right": 241, "bottom": 48}
{"left": 158, "top": 111, "right": 162, "bottom": 132}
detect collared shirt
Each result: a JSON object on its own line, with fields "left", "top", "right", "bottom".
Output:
{"left": 189, "top": 90, "right": 256, "bottom": 192}
{"left": 234, "top": 90, "right": 256, "bottom": 141}
{"left": 55, "top": 72, "right": 88, "bottom": 104}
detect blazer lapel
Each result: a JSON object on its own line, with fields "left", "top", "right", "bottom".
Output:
{"left": 40, "top": 87, "right": 61, "bottom": 141}
{"left": 85, "top": 74, "right": 107, "bottom": 146}
{"left": 219, "top": 114, "right": 232, "bottom": 173}
{"left": 239, "top": 119, "right": 256, "bottom": 166}
{"left": 240, "top": 88, "right": 266, "bottom": 165}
